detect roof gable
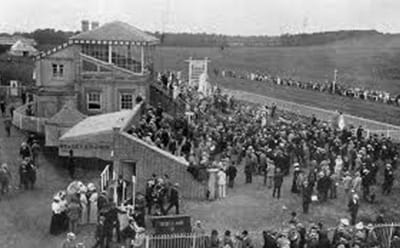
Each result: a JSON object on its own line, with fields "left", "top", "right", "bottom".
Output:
{"left": 70, "top": 21, "right": 159, "bottom": 44}
{"left": 47, "top": 103, "right": 87, "bottom": 125}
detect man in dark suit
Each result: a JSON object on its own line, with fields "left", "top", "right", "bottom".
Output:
{"left": 165, "top": 183, "right": 180, "bottom": 215}
{"left": 104, "top": 203, "right": 126, "bottom": 243}
{"left": 348, "top": 194, "right": 360, "bottom": 225}
{"left": 302, "top": 180, "right": 312, "bottom": 214}
{"left": 226, "top": 164, "right": 237, "bottom": 188}
{"left": 92, "top": 215, "right": 106, "bottom": 248}
{"left": 273, "top": 168, "right": 284, "bottom": 199}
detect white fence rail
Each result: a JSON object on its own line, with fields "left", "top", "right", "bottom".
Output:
{"left": 12, "top": 102, "right": 47, "bottom": 134}
{"left": 100, "top": 164, "right": 111, "bottom": 192}
{"left": 142, "top": 223, "right": 400, "bottom": 248}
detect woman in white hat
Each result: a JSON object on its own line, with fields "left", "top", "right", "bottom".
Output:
{"left": 79, "top": 185, "right": 88, "bottom": 225}
{"left": 87, "top": 183, "right": 98, "bottom": 224}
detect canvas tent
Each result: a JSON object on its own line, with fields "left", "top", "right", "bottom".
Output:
{"left": 45, "top": 103, "right": 87, "bottom": 147}
{"left": 58, "top": 110, "right": 132, "bottom": 161}
{"left": 9, "top": 40, "right": 38, "bottom": 57}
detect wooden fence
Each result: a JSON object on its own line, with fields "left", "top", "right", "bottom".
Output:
{"left": 12, "top": 102, "right": 47, "bottom": 134}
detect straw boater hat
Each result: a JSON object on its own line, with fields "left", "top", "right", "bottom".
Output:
{"left": 355, "top": 222, "right": 364, "bottom": 230}
{"left": 340, "top": 218, "right": 350, "bottom": 226}
{"left": 87, "top": 183, "right": 96, "bottom": 192}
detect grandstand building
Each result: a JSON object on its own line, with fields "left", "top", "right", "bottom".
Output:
{"left": 32, "top": 21, "right": 159, "bottom": 118}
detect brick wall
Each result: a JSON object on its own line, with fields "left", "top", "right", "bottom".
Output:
{"left": 114, "top": 132, "right": 208, "bottom": 199}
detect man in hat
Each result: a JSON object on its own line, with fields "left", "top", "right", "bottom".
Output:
{"left": 238, "top": 230, "right": 253, "bottom": 248}
{"left": 92, "top": 215, "right": 106, "bottom": 248}
{"left": 348, "top": 194, "right": 360, "bottom": 225}
{"left": 31, "top": 141, "right": 40, "bottom": 167}
{"left": 19, "top": 159, "right": 29, "bottom": 190}
{"left": 273, "top": 168, "right": 284, "bottom": 199}
{"left": 19, "top": 142, "right": 31, "bottom": 160}
{"left": 382, "top": 164, "right": 394, "bottom": 195}
{"left": 67, "top": 150, "right": 75, "bottom": 179}
{"left": 165, "top": 183, "right": 180, "bottom": 215}
{"left": 302, "top": 180, "right": 313, "bottom": 214}
{"left": 121, "top": 218, "right": 137, "bottom": 248}
{"left": 103, "top": 202, "right": 126, "bottom": 243}
{"left": 226, "top": 163, "right": 237, "bottom": 188}
{"left": 291, "top": 163, "right": 301, "bottom": 194}
{"left": 3, "top": 115, "right": 11, "bottom": 137}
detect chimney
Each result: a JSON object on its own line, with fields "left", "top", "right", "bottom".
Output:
{"left": 81, "top": 20, "right": 89, "bottom": 32}
{"left": 91, "top": 21, "right": 100, "bottom": 30}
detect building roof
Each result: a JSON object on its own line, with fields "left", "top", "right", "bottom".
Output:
{"left": 60, "top": 110, "right": 132, "bottom": 140}
{"left": 10, "top": 40, "right": 38, "bottom": 54}
{"left": 47, "top": 103, "right": 87, "bottom": 125}
{"left": 70, "top": 21, "right": 159, "bottom": 45}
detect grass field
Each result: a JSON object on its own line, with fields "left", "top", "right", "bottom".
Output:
{"left": 154, "top": 45, "right": 400, "bottom": 125}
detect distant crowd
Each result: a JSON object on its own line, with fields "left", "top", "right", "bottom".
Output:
{"left": 191, "top": 211, "right": 400, "bottom": 248}
{"left": 220, "top": 69, "right": 400, "bottom": 107}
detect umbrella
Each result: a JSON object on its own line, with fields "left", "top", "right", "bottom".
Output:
{"left": 66, "top": 181, "right": 84, "bottom": 195}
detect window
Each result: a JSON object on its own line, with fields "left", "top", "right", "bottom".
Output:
{"left": 120, "top": 92, "right": 133, "bottom": 110}
{"left": 52, "top": 64, "right": 64, "bottom": 78}
{"left": 87, "top": 92, "right": 101, "bottom": 111}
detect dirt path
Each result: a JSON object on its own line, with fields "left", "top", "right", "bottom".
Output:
{"left": 0, "top": 120, "right": 97, "bottom": 247}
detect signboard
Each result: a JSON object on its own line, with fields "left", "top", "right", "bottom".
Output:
{"left": 151, "top": 215, "right": 192, "bottom": 234}
{"left": 10, "top": 80, "right": 19, "bottom": 96}
{"left": 186, "top": 58, "right": 210, "bottom": 87}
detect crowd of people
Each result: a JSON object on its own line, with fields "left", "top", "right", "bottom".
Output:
{"left": 123, "top": 70, "right": 400, "bottom": 246}
{"left": 191, "top": 213, "right": 400, "bottom": 248}
{"left": 220, "top": 69, "right": 400, "bottom": 107}
{"left": 52, "top": 179, "right": 148, "bottom": 248}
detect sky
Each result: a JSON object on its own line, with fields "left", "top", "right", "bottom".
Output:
{"left": 1, "top": 0, "right": 400, "bottom": 36}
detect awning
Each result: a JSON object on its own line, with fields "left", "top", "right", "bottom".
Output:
{"left": 58, "top": 110, "right": 132, "bottom": 161}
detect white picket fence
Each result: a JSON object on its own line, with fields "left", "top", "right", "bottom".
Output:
{"left": 372, "top": 223, "right": 400, "bottom": 248}
{"left": 139, "top": 223, "right": 400, "bottom": 248}
{"left": 100, "top": 164, "right": 115, "bottom": 192}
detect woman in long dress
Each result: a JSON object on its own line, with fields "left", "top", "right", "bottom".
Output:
{"left": 79, "top": 186, "right": 88, "bottom": 225}
{"left": 87, "top": 184, "right": 98, "bottom": 224}
{"left": 49, "top": 196, "right": 63, "bottom": 235}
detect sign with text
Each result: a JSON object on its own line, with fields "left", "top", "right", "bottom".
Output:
{"left": 151, "top": 215, "right": 192, "bottom": 234}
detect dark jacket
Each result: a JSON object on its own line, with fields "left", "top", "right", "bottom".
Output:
{"left": 348, "top": 199, "right": 359, "bottom": 215}
{"left": 226, "top": 166, "right": 237, "bottom": 179}
{"left": 95, "top": 222, "right": 106, "bottom": 239}
{"left": 263, "top": 232, "right": 278, "bottom": 248}
{"left": 170, "top": 187, "right": 179, "bottom": 203}
{"left": 273, "top": 172, "right": 283, "bottom": 187}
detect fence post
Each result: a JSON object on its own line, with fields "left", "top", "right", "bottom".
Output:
{"left": 145, "top": 235, "right": 150, "bottom": 248}
{"left": 192, "top": 234, "right": 196, "bottom": 248}
{"left": 388, "top": 223, "right": 394, "bottom": 248}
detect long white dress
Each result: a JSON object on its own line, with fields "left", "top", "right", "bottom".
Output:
{"left": 88, "top": 192, "right": 98, "bottom": 224}
{"left": 80, "top": 193, "right": 88, "bottom": 225}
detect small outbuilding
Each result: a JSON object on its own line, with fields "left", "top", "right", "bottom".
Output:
{"left": 9, "top": 40, "right": 38, "bottom": 57}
